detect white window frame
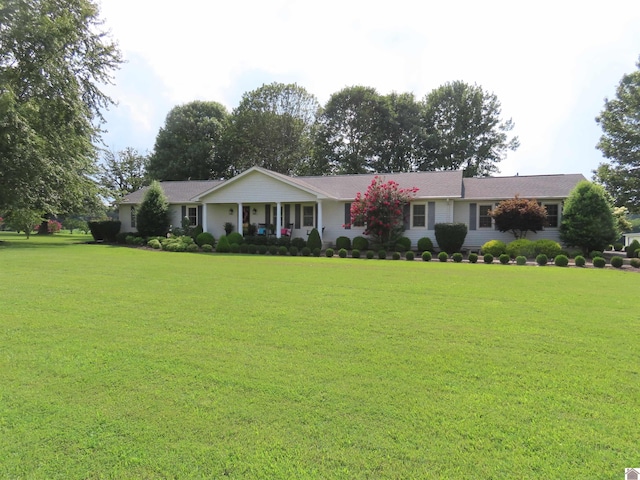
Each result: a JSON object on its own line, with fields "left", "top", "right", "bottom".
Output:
{"left": 412, "top": 204, "right": 426, "bottom": 228}
{"left": 302, "top": 205, "right": 314, "bottom": 227}
{"left": 543, "top": 203, "right": 559, "bottom": 228}
{"left": 187, "top": 206, "right": 198, "bottom": 226}
{"left": 479, "top": 205, "right": 492, "bottom": 229}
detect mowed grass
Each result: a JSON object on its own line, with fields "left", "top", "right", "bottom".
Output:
{"left": 1, "top": 232, "right": 639, "bottom": 479}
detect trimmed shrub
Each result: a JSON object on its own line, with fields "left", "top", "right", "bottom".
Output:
{"left": 196, "top": 232, "right": 215, "bottom": 247}
{"left": 613, "top": 242, "right": 624, "bottom": 252}
{"left": 136, "top": 181, "right": 169, "bottom": 237}
{"left": 483, "top": 254, "right": 494, "bottom": 264}
{"left": 147, "top": 238, "right": 161, "bottom": 249}
{"left": 307, "top": 228, "right": 322, "bottom": 252}
{"left": 268, "top": 245, "right": 278, "bottom": 255}
{"left": 352, "top": 236, "right": 369, "bottom": 251}
{"left": 395, "top": 236, "right": 411, "bottom": 252}
{"left": 390, "top": 251, "right": 400, "bottom": 260}
{"left": 186, "top": 243, "right": 199, "bottom": 253}
{"left": 278, "top": 245, "right": 288, "bottom": 255}
{"left": 352, "top": 248, "right": 361, "bottom": 259}
{"left": 452, "top": 252, "right": 463, "bottom": 263}
{"left": 636, "top": 248, "right": 640, "bottom": 258}
{"left": 516, "top": 255, "right": 527, "bottom": 265}
{"left": 289, "top": 246, "right": 298, "bottom": 256}
{"left": 366, "top": 250, "right": 375, "bottom": 259}
{"left": 468, "top": 253, "right": 478, "bottom": 263}
{"left": 610, "top": 256, "right": 623, "bottom": 268}
{"left": 506, "top": 239, "right": 535, "bottom": 259}
{"left": 554, "top": 254, "right": 569, "bottom": 267}
{"left": 230, "top": 243, "right": 240, "bottom": 253}
{"left": 248, "top": 244, "right": 257, "bottom": 254}
{"left": 536, "top": 254, "right": 548, "bottom": 266}
{"left": 227, "top": 232, "right": 243, "bottom": 245}
{"left": 88, "top": 220, "right": 121, "bottom": 243}
{"left": 216, "top": 235, "right": 230, "bottom": 253}
{"left": 338, "top": 248, "right": 348, "bottom": 258}
{"left": 291, "top": 237, "right": 307, "bottom": 249}
{"left": 593, "top": 257, "right": 606, "bottom": 268}
{"left": 574, "top": 255, "right": 586, "bottom": 267}
{"left": 336, "top": 236, "right": 351, "bottom": 250}
{"left": 258, "top": 245, "right": 268, "bottom": 254}
{"left": 534, "top": 239, "right": 562, "bottom": 259}
{"left": 422, "top": 251, "right": 432, "bottom": 262}
{"left": 589, "top": 250, "right": 603, "bottom": 259}
{"left": 417, "top": 237, "right": 434, "bottom": 253}
{"left": 434, "top": 223, "right": 467, "bottom": 253}
{"left": 312, "top": 248, "right": 321, "bottom": 257}
{"left": 481, "top": 240, "right": 507, "bottom": 257}
{"left": 115, "top": 232, "right": 129, "bottom": 244}
{"left": 630, "top": 258, "right": 640, "bottom": 268}
{"left": 626, "top": 239, "right": 640, "bottom": 258}
{"left": 125, "top": 234, "right": 137, "bottom": 245}
{"left": 438, "top": 251, "right": 448, "bottom": 262}
{"left": 405, "top": 251, "right": 415, "bottom": 261}
{"left": 201, "top": 244, "right": 213, "bottom": 252}
{"left": 378, "top": 250, "right": 387, "bottom": 260}
{"left": 325, "top": 248, "right": 334, "bottom": 257}
{"left": 499, "top": 253, "right": 510, "bottom": 265}
{"left": 239, "top": 243, "right": 249, "bottom": 253}
{"left": 301, "top": 246, "right": 311, "bottom": 256}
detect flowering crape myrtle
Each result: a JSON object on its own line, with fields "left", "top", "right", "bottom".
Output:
{"left": 348, "top": 176, "right": 418, "bottom": 248}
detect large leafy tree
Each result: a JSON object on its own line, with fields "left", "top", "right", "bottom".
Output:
{"left": 148, "top": 101, "right": 229, "bottom": 181}
{"left": 379, "top": 92, "right": 424, "bottom": 173}
{"left": 559, "top": 181, "right": 617, "bottom": 255}
{"left": 0, "top": 0, "right": 121, "bottom": 213}
{"left": 594, "top": 58, "right": 640, "bottom": 213}
{"left": 314, "top": 86, "right": 390, "bottom": 174}
{"left": 420, "top": 81, "right": 519, "bottom": 177}
{"left": 490, "top": 196, "right": 548, "bottom": 239}
{"left": 221, "top": 82, "right": 319, "bottom": 175}
{"left": 99, "top": 147, "right": 149, "bottom": 204}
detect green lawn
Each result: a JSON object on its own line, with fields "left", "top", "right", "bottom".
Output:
{"left": 1, "top": 232, "right": 639, "bottom": 478}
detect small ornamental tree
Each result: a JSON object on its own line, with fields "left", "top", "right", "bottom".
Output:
{"left": 5, "top": 209, "right": 43, "bottom": 239}
{"left": 349, "top": 176, "right": 418, "bottom": 249}
{"left": 489, "top": 195, "right": 548, "bottom": 239}
{"left": 136, "top": 181, "right": 170, "bottom": 237}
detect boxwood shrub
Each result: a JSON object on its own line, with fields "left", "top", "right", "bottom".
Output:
{"left": 278, "top": 245, "right": 288, "bottom": 255}
{"left": 499, "top": 253, "right": 510, "bottom": 264}
{"left": 239, "top": 243, "right": 249, "bottom": 253}
{"left": 201, "top": 243, "right": 213, "bottom": 252}
{"left": 395, "top": 236, "right": 411, "bottom": 252}
{"left": 378, "top": 250, "right": 387, "bottom": 260}
{"left": 468, "top": 253, "right": 478, "bottom": 263}
{"left": 216, "top": 235, "right": 230, "bottom": 253}
{"left": 325, "top": 248, "right": 334, "bottom": 257}
{"left": 613, "top": 242, "right": 624, "bottom": 252}
{"left": 186, "top": 243, "right": 199, "bottom": 252}
{"left": 610, "top": 256, "right": 623, "bottom": 268}
{"left": 593, "top": 257, "right": 606, "bottom": 268}
{"left": 452, "top": 252, "right": 463, "bottom": 263}
{"left": 405, "top": 251, "right": 415, "bottom": 261}
{"left": 392, "top": 251, "right": 401, "bottom": 260}
{"left": 312, "top": 248, "right": 321, "bottom": 257}
{"left": 196, "top": 232, "right": 215, "bottom": 247}
{"left": 589, "top": 250, "right": 603, "bottom": 259}
{"left": 536, "top": 254, "right": 548, "bottom": 266}
{"left": 481, "top": 240, "right": 507, "bottom": 257}
{"left": 438, "top": 252, "right": 448, "bottom": 262}
{"left": 417, "top": 237, "right": 434, "bottom": 253}
{"left": 351, "top": 248, "right": 361, "bottom": 259}
{"left": 630, "top": 258, "right": 640, "bottom": 268}
{"left": 366, "top": 250, "right": 375, "bottom": 259}
{"left": 335, "top": 236, "right": 351, "bottom": 250}
{"left": 506, "top": 239, "right": 535, "bottom": 259}
{"left": 483, "top": 253, "right": 494, "bottom": 264}
{"left": 230, "top": 243, "right": 241, "bottom": 253}
{"left": 421, "top": 251, "right": 432, "bottom": 262}
{"left": 291, "top": 237, "right": 307, "bottom": 249}
{"left": 554, "top": 254, "right": 569, "bottom": 267}
{"left": 516, "top": 255, "right": 527, "bottom": 265}
{"left": 258, "top": 244, "right": 268, "bottom": 254}
{"left": 301, "top": 246, "right": 311, "bottom": 256}
{"left": 534, "top": 239, "right": 562, "bottom": 258}
{"left": 434, "top": 223, "right": 467, "bottom": 253}
{"left": 626, "top": 239, "right": 640, "bottom": 258}
{"left": 268, "top": 245, "right": 277, "bottom": 255}
{"left": 352, "top": 236, "right": 369, "bottom": 251}
{"left": 574, "top": 255, "right": 586, "bottom": 267}
{"left": 289, "top": 246, "right": 298, "bottom": 256}
{"left": 338, "top": 248, "right": 348, "bottom": 258}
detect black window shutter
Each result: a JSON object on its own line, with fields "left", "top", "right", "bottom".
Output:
{"left": 315, "top": 204, "right": 318, "bottom": 228}
{"left": 284, "top": 204, "right": 290, "bottom": 226}
{"left": 344, "top": 203, "right": 351, "bottom": 229}
{"left": 403, "top": 204, "right": 410, "bottom": 230}
{"left": 495, "top": 203, "right": 499, "bottom": 230}
{"left": 294, "top": 204, "right": 301, "bottom": 229}
{"left": 265, "top": 204, "right": 270, "bottom": 226}
{"left": 197, "top": 205, "right": 203, "bottom": 226}
{"left": 428, "top": 202, "right": 436, "bottom": 230}
{"left": 469, "top": 203, "right": 477, "bottom": 231}
{"left": 181, "top": 206, "right": 186, "bottom": 222}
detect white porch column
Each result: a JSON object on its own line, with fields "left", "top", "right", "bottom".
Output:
{"left": 237, "top": 202, "right": 243, "bottom": 236}
{"left": 317, "top": 201, "right": 323, "bottom": 241}
{"left": 202, "top": 203, "right": 208, "bottom": 232}
{"left": 276, "top": 201, "right": 282, "bottom": 238}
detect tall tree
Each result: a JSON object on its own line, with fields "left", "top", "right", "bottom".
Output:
{"left": 148, "top": 101, "right": 229, "bottom": 181}
{"left": 379, "top": 92, "right": 424, "bottom": 173}
{"left": 559, "top": 181, "right": 617, "bottom": 255}
{"left": 0, "top": 0, "right": 122, "bottom": 213}
{"left": 99, "top": 147, "right": 149, "bottom": 204}
{"left": 314, "top": 86, "right": 390, "bottom": 174}
{"left": 594, "top": 57, "right": 640, "bottom": 213}
{"left": 135, "top": 181, "right": 169, "bottom": 237}
{"left": 221, "top": 82, "right": 319, "bottom": 175}
{"left": 420, "top": 81, "right": 519, "bottom": 177}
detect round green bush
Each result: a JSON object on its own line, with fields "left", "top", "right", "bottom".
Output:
{"left": 312, "top": 248, "right": 321, "bottom": 257}
{"left": 325, "top": 248, "right": 334, "bottom": 257}
{"left": 574, "top": 255, "right": 586, "bottom": 267}
{"left": 613, "top": 242, "right": 624, "bottom": 252}
{"left": 536, "top": 254, "right": 548, "bottom": 266}
{"left": 405, "top": 251, "right": 415, "bottom": 261}
{"left": 516, "top": 255, "right": 527, "bottom": 265}
{"left": 195, "top": 232, "right": 215, "bottom": 247}
{"left": 291, "top": 237, "right": 306, "bottom": 249}
{"left": 289, "top": 246, "right": 298, "bottom": 256}
{"left": 626, "top": 239, "right": 640, "bottom": 258}
{"left": 186, "top": 243, "right": 199, "bottom": 252}
{"left": 534, "top": 239, "right": 562, "bottom": 258}
{"left": 258, "top": 244, "right": 268, "bottom": 254}
{"left": 499, "top": 253, "right": 510, "bottom": 265}
{"left": 395, "top": 236, "right": 411, "bottom": 251}
{"left": 147, "top": 238, "right": 161, "bottom": 249}
{"left": 378, "top": 250, "right": 387, "bottom": 260}
{"left": 481, "top": 240, "right": 507, "bottom": 257}
{"left": 635, "top": 248, "right": 640, "bottom": 259}
{"left": 391, "top": 251, "right": 400, "bottom": 260}
{"left": 278, "top": 245, "right": 288, "bottom": 255}
{"left": 366, "top": 250, "right": 375, "bottom": 259}
{"left": 352, "top": 236, "right": 369, "bottom": 251}
{"left": 452, "top": 252, "right": 463, "bottom": 263}
{"left": 554, "top": 254, "right": 569, "bottom": 267}
{"left": 630, "top": 258, "right": 640, "bottom": 268}
{"left": 483, "top": 254, "right": 494, "bottom": 264}
{"left": 506, "top": 239, "right": 535, "bottom": 259}
{"left": 248, "top": 244, "right": 257, "bottom": 254}
{"left": 417, "top": 237, "right": 433, "bottom": 253}
{"left": 589, "top": 250, "right": 603, "bottom": 259}
{"left": 216, "top": 235, "right": 230, "bottom": 253}
{"left": 438, "top": 252, "right": 448, "bottom": 262}
{"left": 468, "top": 253, "right": 478, "bottom": 263}
{"left": 268, "top": 245, "right": 277, "bottom": 255}
{"left": 239, "top": 243, "right": 249, "bottom": 253}
{"left": 610, "top": 256, "right": 623, "bottom": 268}
{"left": 421, "top": 251, "right": 432, "bottom": 262}
{"left": 338, "top": 248, "right": 348, "bottom": 258}
{"left": 201, "top": 243, "right": 213, "bottom": 252}
{"left": 230, "top": 243, "right": 240, "bottom": 253}
{"left": 227, "top": 232, "right": 243, "bottom": 246}
{"left": 335, "top": 236, "right": 351, "bottom": 250}
{"left": 301, "top": 246, "right": 311, "bottom": 256}
{"left": 593, "top": 257, "right": 606, "bottom": 268}
{"left": 351, "top": 248, "right": 361, "bottom": 259}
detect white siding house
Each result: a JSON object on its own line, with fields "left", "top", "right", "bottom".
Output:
{"left": 119, "top": 166, "right": 586, "bottom": 250}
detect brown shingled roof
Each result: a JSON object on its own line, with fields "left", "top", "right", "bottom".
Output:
{"left": 462, "top": 174, "right": 586, "bottom": 200}
{"left": 119, "top": 180, "right": 222, "bottom": 204}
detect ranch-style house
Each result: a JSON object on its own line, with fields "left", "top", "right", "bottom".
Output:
{"left": 119, "top": 166, "right": 586, "bottom": 250}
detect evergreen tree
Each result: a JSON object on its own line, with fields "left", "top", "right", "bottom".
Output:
{"left": 135, "top": 181, "right": 169, "bottom": 237}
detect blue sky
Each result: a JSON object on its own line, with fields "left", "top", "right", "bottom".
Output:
{"left": 98, "top": 0, "right": 640, "bottom": 178}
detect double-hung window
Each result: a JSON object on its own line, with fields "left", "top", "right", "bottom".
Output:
{"left": 303, "top": 206, "right": 314, "bottom": 227}
{"left": 187, "top": 207, "right": 198, "bottom": 226}
{"left": 413, "top": 204, "right": 426, "bottom": 227}
{"left": 479, "top": 205, "right": 492, "bottom": 228}
{"left": 544, "top": 204, "right": 559, "bottom": 228}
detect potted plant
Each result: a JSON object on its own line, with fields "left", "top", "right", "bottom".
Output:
{"left": 224, "top": 222, "right": 233, "bottom": 235}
